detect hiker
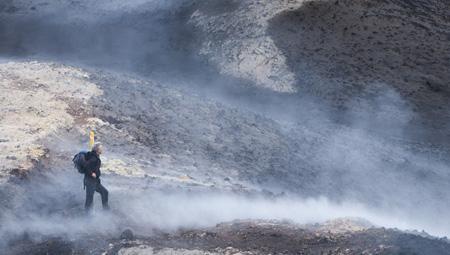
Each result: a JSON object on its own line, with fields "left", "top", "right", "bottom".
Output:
{"left": 84, "top": 142, "right": 109, "bottom": 212}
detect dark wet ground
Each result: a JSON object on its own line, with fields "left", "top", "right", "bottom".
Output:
{"left": 6, "top": 220, "right": 450, "bottom": 255}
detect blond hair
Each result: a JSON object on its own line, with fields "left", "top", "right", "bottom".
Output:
{"left": 92, "top": 142, "right": 102, "bottom": 152}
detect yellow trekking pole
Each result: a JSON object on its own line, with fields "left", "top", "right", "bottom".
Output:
{"left": 89, "top": 130, "right": 95, "bottom": 150}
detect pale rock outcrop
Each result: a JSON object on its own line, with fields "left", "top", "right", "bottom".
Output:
{"left": 0, "top": 61, "right": 101, "bottom": 181}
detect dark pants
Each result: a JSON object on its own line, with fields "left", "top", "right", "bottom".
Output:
{"left": 85, "top": 177, "right": 109, "bottom": 212}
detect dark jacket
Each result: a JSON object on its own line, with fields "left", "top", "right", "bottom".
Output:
{"left": 84, "top": 151, "right": 101, "bottom": 180}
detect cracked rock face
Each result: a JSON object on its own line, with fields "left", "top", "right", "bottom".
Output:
{"left": 189, "top": 0, "right": 305, "bottom": 93}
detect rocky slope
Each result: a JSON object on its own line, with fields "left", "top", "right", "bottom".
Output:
{"left": 1, "top": 60, "right": 449, "bottom": 246}
{"left": 190, "top": 0, "right": 450, "bottom": 145}
{"left": 1, "top": 60, "right": 448, "bottom": 212}
{"left": 1, "top": 0, "right": 448, "bottom": 144}
{"left": 0, "top": 0, "right": 449, "bottom": 253}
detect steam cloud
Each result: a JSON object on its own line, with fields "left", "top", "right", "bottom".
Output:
{"left": 0, "top": 0, "right": 449, "bottom": 249}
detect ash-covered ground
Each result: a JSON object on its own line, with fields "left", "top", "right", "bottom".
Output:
{"left": 0, "top": 0, "right": 449, "bottom": 254}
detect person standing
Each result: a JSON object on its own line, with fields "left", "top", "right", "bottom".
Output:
{"left": 84, "top": 142, "right": 109, "bottom": 212}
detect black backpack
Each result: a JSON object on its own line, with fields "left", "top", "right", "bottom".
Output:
{"left": 72, "top": 151, "right": 88, "bottom": 174}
